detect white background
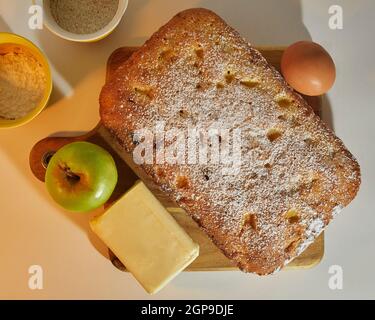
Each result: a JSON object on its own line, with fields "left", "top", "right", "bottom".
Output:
{"left": 0, "top": 0, "right": 374, "bottom": 299}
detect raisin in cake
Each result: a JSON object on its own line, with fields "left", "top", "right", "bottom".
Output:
{"left": 100, "top": 8, "right": 360, "bottom": 275}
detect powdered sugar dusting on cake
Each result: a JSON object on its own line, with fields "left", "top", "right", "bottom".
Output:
{"left": 100, "top": 8, "right": 361, "bottom": 274}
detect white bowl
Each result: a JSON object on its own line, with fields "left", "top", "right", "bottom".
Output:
{"left": 35, "top": 0, "right": 128, "bottom": 42}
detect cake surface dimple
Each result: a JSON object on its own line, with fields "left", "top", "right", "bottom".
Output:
{"left": 100, "top": 8, "right": 361, "bottom": 275}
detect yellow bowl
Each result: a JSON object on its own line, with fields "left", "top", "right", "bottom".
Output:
{"left": 0, "top": 33, "right": 52, "bottom": 129}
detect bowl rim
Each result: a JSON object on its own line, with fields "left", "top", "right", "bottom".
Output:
{"left": 34, "top": 0, "right": 129, "bottom": 42}
{"left": 0, "top": 32, "right": 52, "bottom": 129}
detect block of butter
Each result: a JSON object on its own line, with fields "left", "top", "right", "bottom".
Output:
{"left": 90, "top": 181, "right": 199, "bottom": 294}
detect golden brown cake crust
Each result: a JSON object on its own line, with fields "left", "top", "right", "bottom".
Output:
{"left": 100, "top": 8, "right": 361, "bottom": 275}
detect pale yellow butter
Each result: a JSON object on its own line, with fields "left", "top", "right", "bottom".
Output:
{"left": 90, "top": 181, "right": 199, "bottom": 294}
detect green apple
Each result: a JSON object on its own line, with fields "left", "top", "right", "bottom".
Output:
{"left": 45, "top": 141, "right": 118, "bottom": 212}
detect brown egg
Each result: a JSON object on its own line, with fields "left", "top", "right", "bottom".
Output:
{"left": 281, "top": 41, "right": 336, "bottom": 96}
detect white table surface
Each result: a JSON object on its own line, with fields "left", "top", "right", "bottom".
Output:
{"left": 0, "top": 0, "right": 374, "bottom": 300}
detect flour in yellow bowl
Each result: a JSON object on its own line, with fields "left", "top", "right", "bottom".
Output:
{"left": 0, "top": 32, "right": 52, "bottom": 129}
{"left": 0, "top": 44, "right": 47, "bottom": 120}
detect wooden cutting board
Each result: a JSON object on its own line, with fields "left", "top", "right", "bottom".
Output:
{"left": 29, "top": 47, "right": 324, "bottom": 271}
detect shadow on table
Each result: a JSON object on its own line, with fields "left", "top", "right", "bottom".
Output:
{"left": 322, "top": 95, "right": 335, "bottom": 131}
{"left": 198, "top": 0, "right": 311, "bottom": 45}
{"left": 0, "top": 67, "right": 110, "bottom": 259}
{"left": 0, "top": 16, "right": 12, "bottom": 33}
{"left": 35, "top": 0, "right": 150, "bottom": 106}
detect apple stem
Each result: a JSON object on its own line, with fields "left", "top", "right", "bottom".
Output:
{"left": 59, "top": 164, "right": 81, "bottom": 184}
